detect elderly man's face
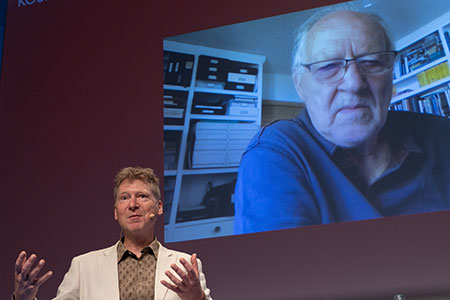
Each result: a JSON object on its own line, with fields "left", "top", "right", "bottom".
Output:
{"left": 295, "top": 11, "right": 393, "bottom": 148}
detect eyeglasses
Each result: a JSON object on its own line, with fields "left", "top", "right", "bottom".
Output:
{"left": 301, "top": 51, "right": 397, "bottom": 83}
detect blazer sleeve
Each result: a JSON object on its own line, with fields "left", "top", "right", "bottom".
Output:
{"left": 158, "top": 247, "right": 213, "bottom": 300}
{"left": 52, "top": 257, "right": 81, "bottom": 300}
{"left": 197, "top": 258, "right": 212, "bottom": 300}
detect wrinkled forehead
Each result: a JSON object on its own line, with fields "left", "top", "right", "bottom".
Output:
{"left": 303, "top": 11, "right": 387, "bottom": 61}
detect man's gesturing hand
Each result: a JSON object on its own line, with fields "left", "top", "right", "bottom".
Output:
{"left": 14, "top": 251, "right": 53, "bottom": 300}
{"left": 161, "top": 253, "right": 205, "bottom": 300}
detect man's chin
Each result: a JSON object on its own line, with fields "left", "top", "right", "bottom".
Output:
{"left": 123, "top": 225, "right": 145, "bottom": 234}
{"left": 124, "top": 223, "right": 154, "bottom": 235}
{"left": 331, "top": 127, "right": 377, "bottom": 149}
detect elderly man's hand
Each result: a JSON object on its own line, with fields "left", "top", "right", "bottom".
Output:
{"left": 14, "top": 251, "right": 53, "bottom": 300}
{"left": 161, "top": 253, "right": 206, "bottom": 300}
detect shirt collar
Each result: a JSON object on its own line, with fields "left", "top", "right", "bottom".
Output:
{"left": 295, "top": 109, "right": 339, "bottom": 155}
{"left": 117, "top": 237, "right": 160, "bottom": 263}
{"left": 383, "top": 112, "right": 423, "bottom": 155}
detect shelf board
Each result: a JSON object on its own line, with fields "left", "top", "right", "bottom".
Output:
{"left": 164, "top": 170, "right": 177, "bottom": 177}
{"left": 173, "top": 216, "right": 234, "bottom": 227}
{"left": 182, "top": 167, "right": 239, "bottom": 175}
{"left": 190, "top": 114, "right": 257, "bottom": 122}
{"left": 194, "top": 87, "right": 258, "bottom": 97}
{"left": 163, "top": 84, "right": 190, "bottom": 91}
{"left": 164, "top": 125, "right": 184, "bottom": 131}
{"left": 393, "top": 56, "right": 448, "bottom": 84}
{"left": 391, "top": 76, "right": 450, "bottom": 103}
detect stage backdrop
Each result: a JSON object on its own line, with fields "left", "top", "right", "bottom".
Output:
{"left": 2, "top": 0, "right": 450, "bottom": 299}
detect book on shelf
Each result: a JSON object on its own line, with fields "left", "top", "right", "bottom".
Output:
{"left": 397, "top": 31, "right": 445, "bottom": 77}
{"left": 445, "top": 31, "right": 450, "bottom": 48}
{"left": 416, "top": 62, "right": 450, "bottom": 87}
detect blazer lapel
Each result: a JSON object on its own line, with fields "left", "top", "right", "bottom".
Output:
{"left": 98, "top": 242, "right": 120, "bottom": 300}
{"left": 155, "top": 243, "right": 177, "bottom": 300}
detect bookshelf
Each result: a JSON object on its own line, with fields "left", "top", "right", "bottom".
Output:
{"left": 163, "top": 40, "right": 266, "bottom": 242}
{"left": 390, "top": 9, "right": 450, "bottom": 118}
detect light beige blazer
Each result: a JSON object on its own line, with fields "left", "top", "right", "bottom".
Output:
{"left": 52, "top": 241, "right": 212, "bottom": 300}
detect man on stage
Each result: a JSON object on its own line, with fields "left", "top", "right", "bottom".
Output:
{"left": 14, "top": 167, "right": 212, "bottom": 300}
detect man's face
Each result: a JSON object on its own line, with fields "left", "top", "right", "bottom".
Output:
{"left": 114, "top": 179, "right": 163, "bottom": 237}
{"left": 294, "top": 11, "right": 393, "bottom": 148}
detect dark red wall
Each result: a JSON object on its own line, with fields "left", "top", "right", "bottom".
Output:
{"left": 2, "top": 0, "right": 450, "bottom": 299}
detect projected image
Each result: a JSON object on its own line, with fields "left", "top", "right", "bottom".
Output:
{"left": 163, "top": 0, "right": 450, "bottom": 243}
{"left": 0, "top": 0, "right": 7, "bottom": 77}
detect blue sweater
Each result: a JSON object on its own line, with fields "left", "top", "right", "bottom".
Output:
{"left": 234, "top": 110, "right": 450, "bottom": 234}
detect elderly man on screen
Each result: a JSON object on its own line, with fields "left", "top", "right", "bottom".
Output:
{"left": 13, "top": 167, "right": 212, "bottom": 300}
{"left": 234, "top": 7, "right": 450, "bottom": 234}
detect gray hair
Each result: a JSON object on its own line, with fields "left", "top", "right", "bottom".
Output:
{"left": 291, "top": 3, "right": 394, "bottom": 75}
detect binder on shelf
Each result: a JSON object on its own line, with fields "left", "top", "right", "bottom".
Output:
{"left": 163, "top": 51, "right": 194, "bottom": 87}
{"left": 227, "top": 72, "right": 257, "bottom": 84}
{"left": 193, "top": 104, "right": 225, "bottom": 115}
{"left": 224, "top": 82, "right": 255, "bottom": 92}
{"left": 226, "top": 95, "right": 258, "bottom": 117}
{"left": 227, "top": 106, "right": 258, "bottom": 117}
{"left": 197, "top": 55, "right": 228, "bottom": 82}
{"left": 196, "top": 81, "right": 226, "bottom": 89}
{"left": 191, "top": 92, "right": 233, "bottom": 115}
{"left": 225, "top": 60, "right": 258, "bottom": 92}
{"left": 227, "top": 60, "right": 258, "bottom": 76}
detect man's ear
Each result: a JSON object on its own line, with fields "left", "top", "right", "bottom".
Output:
{"left": 114, "top": 206, "right": 118, "bottom": 221}
{"left": 157, "top": 200, "right": 163, "bottom": 216}
{"left": 292, "top": 71, "right": 305, "bottom": 100}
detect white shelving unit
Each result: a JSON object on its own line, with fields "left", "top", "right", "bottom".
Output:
{"left": 391, "top": 9, "right": 450, "bottom": 113}
{"left": 163, "top": 40, "right": 266, "bottom": 243}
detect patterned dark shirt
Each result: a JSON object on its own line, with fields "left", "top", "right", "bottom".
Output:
{"left": 117, "top": 239, "right": 160, "bottom": 300}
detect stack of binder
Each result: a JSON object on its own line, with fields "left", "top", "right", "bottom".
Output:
{"left": 190, "top": 122, "right": 258, "bottom": 168}
{"left": 226, "top": 95, "right": 258, "bottom": 117}
{"left": 164, "top": 90, "right": 187, "bottom": 125}
{"left": 195, "top": 55, "right": 258, "bottom": 92}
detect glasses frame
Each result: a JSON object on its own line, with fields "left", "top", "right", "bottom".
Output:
{"left": 300, "top": 50, "right": 398, "bottom": 82}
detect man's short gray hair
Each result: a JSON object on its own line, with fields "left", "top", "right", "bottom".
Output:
{"left": 291, "top": 3, "right": 394, "bottom": 75}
